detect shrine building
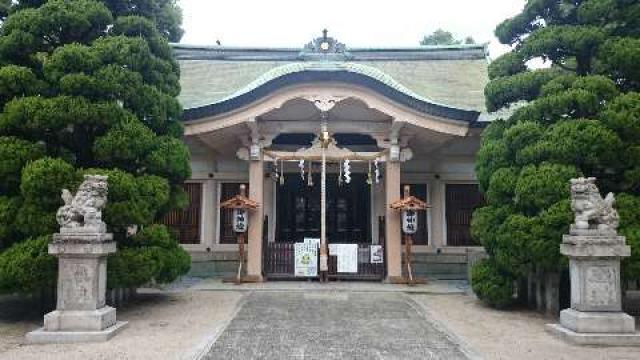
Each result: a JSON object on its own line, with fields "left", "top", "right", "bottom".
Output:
{"left": 165, "top": 32, "right": 491, "bottom": 281}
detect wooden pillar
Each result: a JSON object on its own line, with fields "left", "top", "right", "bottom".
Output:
{"left": 385, "top": 154, "right": 402, "bottom": 281}
{"left": 247, "top": 144, "right": 264, "bottom": 281}
{"left": 428, "top": 179, "right": 445, "bottom": 248}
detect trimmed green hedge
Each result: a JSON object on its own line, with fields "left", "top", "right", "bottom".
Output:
{"left": 471, "top": 259, "right": 515, "bottom": 308}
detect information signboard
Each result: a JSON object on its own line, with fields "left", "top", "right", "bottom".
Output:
{"left": 370, "top": 245, "right": 383, "bottom": 264}
{"left": 294, "top": 242, "right": 318, "bottom": 277}
{"left": 336, "top": 244, "right": 358, "bottom": 273}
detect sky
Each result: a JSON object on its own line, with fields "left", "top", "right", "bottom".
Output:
{"left": 177, "top": 0, "right": 526, "bottom": 59}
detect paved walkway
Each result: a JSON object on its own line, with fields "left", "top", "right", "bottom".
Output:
{"left": 202, "top": 291, "right": 475, "bottom": 360}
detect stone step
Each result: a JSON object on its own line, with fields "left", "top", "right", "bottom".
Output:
{"left": 188, "top": 252, "right": 470, "bottom": 280}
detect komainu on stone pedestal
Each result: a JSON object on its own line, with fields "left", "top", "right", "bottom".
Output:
{"left": 56, "top": 174, "right": 108, "bottom": 235}
{"left": 547, "top": 177, "right": 640, "bottom": 346}
{"left": 569, "top": 177, "right": 619, "bottom": 235}
{"left": 26, "top": 175, "right": 127, "bottom": 344}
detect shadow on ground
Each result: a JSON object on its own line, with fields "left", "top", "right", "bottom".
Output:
{"left": 0, "top": 291, "right": 174, "bottom": 323}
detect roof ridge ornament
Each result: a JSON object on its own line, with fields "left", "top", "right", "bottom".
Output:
{"left": 299, "top": 29, "right": 353, "bottom": 61}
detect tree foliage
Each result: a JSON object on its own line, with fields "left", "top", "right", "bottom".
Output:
{"left": 0, "top": 0, "right": 190, "bottom": 294}
{"left": 420, "top": 28, "right": 475, "bottom": 46}
{"left": 472, "top": 0, "right": 640, "bottom": 307}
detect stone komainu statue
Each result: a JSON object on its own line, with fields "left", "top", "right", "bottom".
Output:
{"left": 570, "top": 177, "right": 619, "bottom": 234}
{"left": 56, "top": 175, "right": 108, "bottom": 234}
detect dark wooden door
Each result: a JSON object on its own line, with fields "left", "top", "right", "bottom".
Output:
{"left": 446, "top": 184, "right": 484, "bottom": 246}
{"left": 276, "top": 173, "right": 370, "bottom": 243}
{"left": 162, "top": 183, "right": 202, "bottom": 244}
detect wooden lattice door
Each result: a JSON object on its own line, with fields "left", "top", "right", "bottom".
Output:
{"left": 162, "top": 183, "right": 202, "bottom": 244}
{"left": 445, "top": 184, "right": 483, "bottom": 246}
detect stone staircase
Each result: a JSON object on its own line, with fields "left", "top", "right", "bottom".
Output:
{"left": 410, "top": 253, "right": 470, "bottom": 280}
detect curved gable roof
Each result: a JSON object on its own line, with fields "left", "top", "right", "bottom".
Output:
{"left": 182, "top": 61, "right": 481, "bottom": 123}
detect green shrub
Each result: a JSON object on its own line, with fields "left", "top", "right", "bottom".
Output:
{"left": 486, "top": 168, "right": 518, "bottom": 205}
{"left": 0, "top": 196, "right": 21, "bottom": 247}
{"left": 20, "top": 157, "right": 77, "bottom": 207}
{"left": 0, "top": 235, "right": 56, "bottom": 293}
{"left": 107, "top": 224, "right": 190, "bottom": 288}
{"left": 471, "top": 205, "right": 512, "bottom": 255}
{"left": 471, "top": 259, "right": 515, "bottom": 308}
{"left": 514, "top": 163, "right": 579, "bottom": 215}
{"left": 15, "top": 202, "right": 58, "bottom": 239}
{"left": 0, "top": 136, "right": 45, "bottom": 194}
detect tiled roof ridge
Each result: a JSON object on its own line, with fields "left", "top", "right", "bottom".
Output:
{"left": 172, "top": 42, "right": 487, "bottom": 51}
{"left": 171, "top": 43, "right": 489, "bottom": 61}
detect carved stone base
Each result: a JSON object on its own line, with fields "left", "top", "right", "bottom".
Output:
{"left": 561, "top": 234, "right": 630, "bottom": 313}
{"left": 560, "top": 308, "right": 636, "bottom": 334}
{"left": 26, "top": 321, "right": 128, "bottom": 344}
{"left": 44, "top": 306, "right": 117, "bottom": 332}
{"left": 30, "top": 231, "right": 125, "bottom": 343}
{"left": 546, "top": 323, "right": 640, "bottom": 346}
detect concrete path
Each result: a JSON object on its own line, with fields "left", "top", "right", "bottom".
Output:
{"left": 201, "top": 291, "right": 476, "bottom": 360}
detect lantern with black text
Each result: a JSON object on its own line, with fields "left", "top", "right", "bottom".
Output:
{"left": 219, "top": 184, "right": 259, "bottom": 284}
{"left": 390, "top": 185, "right": 429, "bottom": 285}
{"left": 402, "top": 209, "right": 418, "bottom": 234}
{"left": 233, "top": 208, "right": 248, "bottom": 233}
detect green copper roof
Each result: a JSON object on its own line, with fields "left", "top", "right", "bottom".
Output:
{"left": 176, "top": 44, "right": 489, "bottom": 112}
{"left": 219, "top": 62, "right": 452, "bottom": 107}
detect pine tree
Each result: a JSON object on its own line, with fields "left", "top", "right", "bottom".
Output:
{"left": 472, "top": 0, "right": 640, "bottom": 307}
{"left": 0, "top": 0, "right": 190, "bottom": 293}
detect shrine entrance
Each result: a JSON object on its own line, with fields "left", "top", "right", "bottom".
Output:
{"left": 276, "top": 173, "right": 371, "bottom": 244}
{"left": 266, "top": 171, "right": 383, "bottom": 280}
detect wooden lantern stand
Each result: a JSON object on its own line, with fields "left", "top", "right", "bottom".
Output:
{"left": 219, "top": 184, "right": 259, "bottom": 284}
{"left": 390, "top": 185, "right": 429, "bottom": 286}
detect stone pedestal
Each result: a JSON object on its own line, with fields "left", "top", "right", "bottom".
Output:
{"left": 26, "top": 233, "right": 127, "bottom": 343}
{"left": 547, "top": 231, "right": 640, "bottom": 346}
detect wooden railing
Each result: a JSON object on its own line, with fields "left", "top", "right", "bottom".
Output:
{"left": 263, "top": 242, "right": 385, "bottom": 280}
{"left": 327, "top": 243, "right": 385, "bottom": 280}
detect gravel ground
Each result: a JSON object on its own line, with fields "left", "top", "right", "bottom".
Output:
{"left": 411, "top": 293, "right": 640, "bottom": 360}
{"left": 0, "top": 290, "right": 243, "bottom": 360}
